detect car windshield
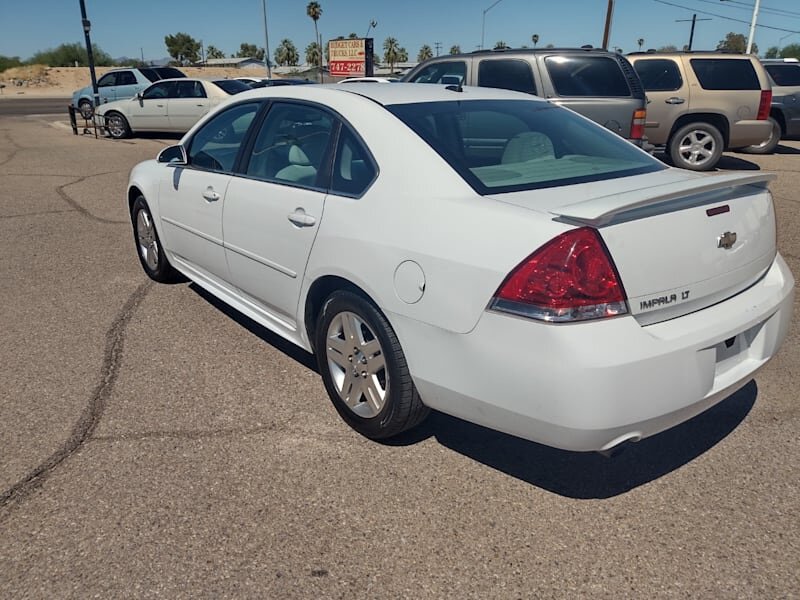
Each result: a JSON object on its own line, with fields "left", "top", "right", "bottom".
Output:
{"left": 387, "top": 100, "right": 663, "bottom": 195}
{"left": 213, "top": 79, "right": 252, "bottom": 95}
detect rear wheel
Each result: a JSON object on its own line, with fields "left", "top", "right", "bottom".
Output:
{"left": 131, "top": 196, "right": 179, "bottom": 283}
{"left": 668, "top": 122, "right": 723, "bottom": 171}
{"left": 315, "top": 290, "right": 429, "bottom": 439}
{"left": 105, "top": 111, "right": 130, "bottom": 139}
{"left": 741, "top": 117, "right": 781, "bottom": 155}
{"left": 78, "top": 99, "right": 94, "bottom": 119}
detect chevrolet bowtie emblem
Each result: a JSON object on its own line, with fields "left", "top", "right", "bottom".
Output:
{"left": 718, "top": 231, "right": 737, "bottom": 250}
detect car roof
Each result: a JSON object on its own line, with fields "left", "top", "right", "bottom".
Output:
{"left": 234, "top": 81, "right": 551, "bottom": 106}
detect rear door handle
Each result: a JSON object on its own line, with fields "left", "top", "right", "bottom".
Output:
{"left": 288, "top": 208, "right": 316, "bottom": 227}
{"left": 665, "top": 97, "right": 685, "bottom": 105}
{"left": 202, "top": 187, "right": 220, "bottom": 202}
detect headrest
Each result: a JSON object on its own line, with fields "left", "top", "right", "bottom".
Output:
{"left": 288, "top": 145, "right": 311, "bottom": 166}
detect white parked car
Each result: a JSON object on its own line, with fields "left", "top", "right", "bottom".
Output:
{"left": 337, "top": 76, "right": 398, "bottom": 84}
{"left": 97, "top": 78, "right": 251, "bottom": 139}
{"left": 125, "top": 83, "right": 794, "bottom": 453}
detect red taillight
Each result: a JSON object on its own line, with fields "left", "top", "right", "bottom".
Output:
{"left": 757, "top": 90, "right": 772, "bottom": 120}
{"left": 491, "top": 227, "right": 628, "bottom": 322}
{"left": 630, "top": 108, "right": 647, "bottom": 140}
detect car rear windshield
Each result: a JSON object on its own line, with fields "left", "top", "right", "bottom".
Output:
{"left": 387, "top": 100, "right": 663, "bottom": 195}
{"left": 544, "top": 56, "right": 632, "bottom": 97}
{"left": 213, "top": 79, "right": 252, "bottom": 95}
{"left": 765, "top": 64, "right": 800, "bottom": 86}
{"left": 155, "top": 67, "right": 187, "bottom": 79}
{"left": 690, "top": 59, "right": 759, "bottom": 90}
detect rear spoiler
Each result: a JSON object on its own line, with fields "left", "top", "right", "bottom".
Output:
{"left": 551, "top": 172, "right": 776, "bottom": 226}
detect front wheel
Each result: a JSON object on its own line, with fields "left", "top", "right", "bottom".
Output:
{"left": 668, "top": 122, "right": 724, "bottom": 171}
{"left": 315, "top": 291, "right": 429, "bottom": 439}
{"left": 105, "top": 111, "right": 130, "bottom": 139}
{"left": 78, "top": 99, "right": 94, "bottom": 119}
{"left": 741, "top": 117, "right": 781, "bottom": 155}
{"left": 131, "top": 196, "right": 179, "bottom": 283}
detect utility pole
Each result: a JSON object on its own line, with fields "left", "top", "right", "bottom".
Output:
{"left": 602, "top": 0, "right": 615, "bottom": 49}
{"left": 261, "top": 0, "right": 272, "bottom": 77}
{"left": 675, "top": 14, "right": 711, "bottom": 51}
{"left": 746, "top": 0, "right": 761, "bottom": 54}
{"left": 434, "top": 41, "right": 442, "bottom": 56}
{"left": 78, "top": 0, "right": 100, "bottom": 114}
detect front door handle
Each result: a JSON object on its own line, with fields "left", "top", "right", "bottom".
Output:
{"left": 288, "top": 208, "right": 316, "bottom": 227}
{"left": 665, "top": 97, "right": 685, "bottom": 105}
{"left": 202, "top": 187, "right": 220, "bottom": 202}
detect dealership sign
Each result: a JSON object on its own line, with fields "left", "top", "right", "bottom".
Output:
{"left": 328, "top": 38, "right": 374, "bottom": 77}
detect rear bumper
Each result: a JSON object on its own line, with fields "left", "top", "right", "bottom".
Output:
{"left": 393, "top": 254, "right": 794, "bottom": 452}
{"left": 729, "top": 120, "right": 773, "bottom": 148}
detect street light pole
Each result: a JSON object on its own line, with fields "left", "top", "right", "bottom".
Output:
{"left": 78, "top": 0, "right": 100, "bottom": 113}
{"left": 261, "top": 0, "right": 272, "bottom": 77}
{"left": 480, "top": 0, "right": 505, "bottom": 51}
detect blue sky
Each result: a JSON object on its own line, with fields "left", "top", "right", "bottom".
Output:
{"left": 1, "top": 0, "right": 799, "bottom": 62}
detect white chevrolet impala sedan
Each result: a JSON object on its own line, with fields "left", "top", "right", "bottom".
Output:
{"left": 126, "top": 83, "right": 794, "bottom": 453}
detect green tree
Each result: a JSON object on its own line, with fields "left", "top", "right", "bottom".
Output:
{"left": 274, "top": 39, "right": 299, "bottom": 66}
{"left": 306, "top": 42, "right": 322, "bottom": 66}
{"left": 658, "top": 44, "right": 679, "bottom": 52}
{"left": 236, "top": 43, "right": 265, "bottom": 61}
{"left": 29, "top": 42, "right": 113, "bottom": 67}
{"left": 494, "top": 40, "right": 508, "bottom": 50}
{"left": 164, "top": 32, "right": 201, "bottom": 64}
{"left": 348, "top": 33, "right": 358, "bottom": 39}
{"left": 781, "top": 43, "right": 800, "bottom": 59}
{"left": 418, "top": 44, "right": 433, "bottom": 62}
{"left": 383, "top": 37, "right": 408, "bottom": 73}
{"left": 545, "top": 43, "right": 555, "bottom": 49}
{"left": 532, "top": 34, "right": 539, "bottom": 48}
{"left": 0, "top": 55, "right": 23, "bottom": 72}
{"left": 764, "top": 46, "right": 779, "bottom": 59}
{"left": 206, "top": 45, "right": 225, "bottom": 59}
{"left": 449, "top": 45, "right": 461, "bottom": 55}
{"left": 716, "top": 32, "right": 757, "bottom": 55}
{"left": 307, "top": 1, "right": 323, "bottom": 75}
{"left": 637, "top": 38, "right": 645, "bottom": 51}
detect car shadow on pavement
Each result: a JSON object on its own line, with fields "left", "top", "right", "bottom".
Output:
{"left": 189, "top": 283, "right": 318, "bottom": 371}
{"left": 187, "top": 283, "right": 756, "bottom": 499}
{"left": 388, "top": 382, "right": 757, "bottom": 499}
{"left": 714, "top": 155, "right": 761, "bottom": 171}
{"left": 774, "top": 144, "right": 800, "bottom": 155}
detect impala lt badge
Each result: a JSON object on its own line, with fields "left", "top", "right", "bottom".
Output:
{"left": 718, "top": 231, "right": 737, "bottom": 250}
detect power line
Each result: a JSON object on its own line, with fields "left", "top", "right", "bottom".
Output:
{"left": 717, "top": 0, "right": 800, "bottom": 19}
{"left": 649, "top": 0, "right": 800, "bottom": 33}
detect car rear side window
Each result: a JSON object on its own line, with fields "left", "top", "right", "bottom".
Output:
{"left": 330, "top": 127, "right": 377, "bottom": 197}
{"left": 140, "top": 68, "right": 160, "bottom": 83}
{"left": 765, "top": 64, "right": 800, "bottom": 86}
{"left": 116, "top": 71, "right": 137, "bottom": 86}
{"left": 407, "top": 61, "right": 467, "bottom": 85}
{"left": 478, "top": 59, "right": 537, "bottom": 94}
{"left": 690, "top": 59, "right": 759, "bottom": 90}
{"left": 545, "top": 56, "right": 631, "bottom": 97}
{"left": 213, "top": 79, "right": 252, "bottom": 95}
{"left": 633, "top": 59, "right": 683, "bottom": 91}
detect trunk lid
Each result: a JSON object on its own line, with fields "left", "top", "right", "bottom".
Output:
{"left": 491, "top": 170, "right": 777, "bottom": 324}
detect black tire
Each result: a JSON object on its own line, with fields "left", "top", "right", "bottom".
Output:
{"left": 105, "top": 111, "right": 131, "bottom": 139}
{"left": 668, "top": 122, "right": 724, "bottom": 171}
{"left": 741, "top": 117, "right": 781, "bottom": 155}
{"left": 315, "top": 290, "right": 429, "bottom": 439}
{"left": 131, "top": 196, "right": 179, "bottom": 283}
{"left": 78, "top": 99, "right": 94, "bottom": 119}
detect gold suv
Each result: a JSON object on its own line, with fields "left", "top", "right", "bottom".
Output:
{"left": 627, "top": 52, "right": 772, "bottom": 170}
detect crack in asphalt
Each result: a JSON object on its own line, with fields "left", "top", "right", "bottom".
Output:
{"left": 56, "top": 172, "right": 128, "bottom": 225}
{"left": 92, "top": 424, "right": 289, "bottom": 443}
{"left": 0, "top": 129, "right": 20, "bottom": 168}
{"left": 0, "top": 280, "right": 153, "bottom": 512}
{"left": 774, "top": 194, "right": 800, "bottom": 205}
{"left": 0, "top": 209, "right": 76, "bottom": 220}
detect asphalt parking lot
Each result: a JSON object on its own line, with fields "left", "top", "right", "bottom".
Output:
{"left": 1, "top": 110, "right": 798, "bottom": 598}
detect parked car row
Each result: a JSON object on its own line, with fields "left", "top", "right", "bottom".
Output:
{"left": 73, "top": 52, "right": 799, "bottom": 170}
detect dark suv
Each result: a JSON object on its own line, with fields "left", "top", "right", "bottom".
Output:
{"left": 402, "top": 48, "right": 648, "bottom": 146}
{"left": 746, "top": 58, "right": 800, "bottom": 154}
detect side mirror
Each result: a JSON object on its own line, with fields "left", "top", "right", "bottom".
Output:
{"left": 136, "top": 92, "right": 143, "bottom": 104}
{"left": 157, "top": 144, "right": 187, "bottom": 165}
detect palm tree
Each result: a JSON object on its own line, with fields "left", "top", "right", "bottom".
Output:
{"left": 637, "top": 38, "right": 645, "bottom": 51}
{"left": 306, "top": 2, "right": 323, "bottom": 80}
{"left": 206, "top": 45, "right": 225, "bottom": 59}
{"left": 306, "top": 42, "right": 322, "bottom": 66}
{"left": 532, "top": 34, "right": 539, "bottom": 48}
{"left": 418, "top": 44, "right": 433, "bottom": 62}
{"left": 348, "top": 33, "right": 358, "bottom": 39}
{"left": 494, "top": 40, "right": 508, "bottom": 50}
{"left": 274, "top": 38, "right": 299, "bottom": 66}
{"left": 449, "top": 45, "right": 461, "bottom": 55}
{"left": 384, "top": 37, "right": 400, "bottom": 74}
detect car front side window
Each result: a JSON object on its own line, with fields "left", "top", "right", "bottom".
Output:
{"left": 142, "top": 82, "right": 174, "bottom": 100}
{"left": 187, "top": 102, "right": 261, "bottom": 172}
